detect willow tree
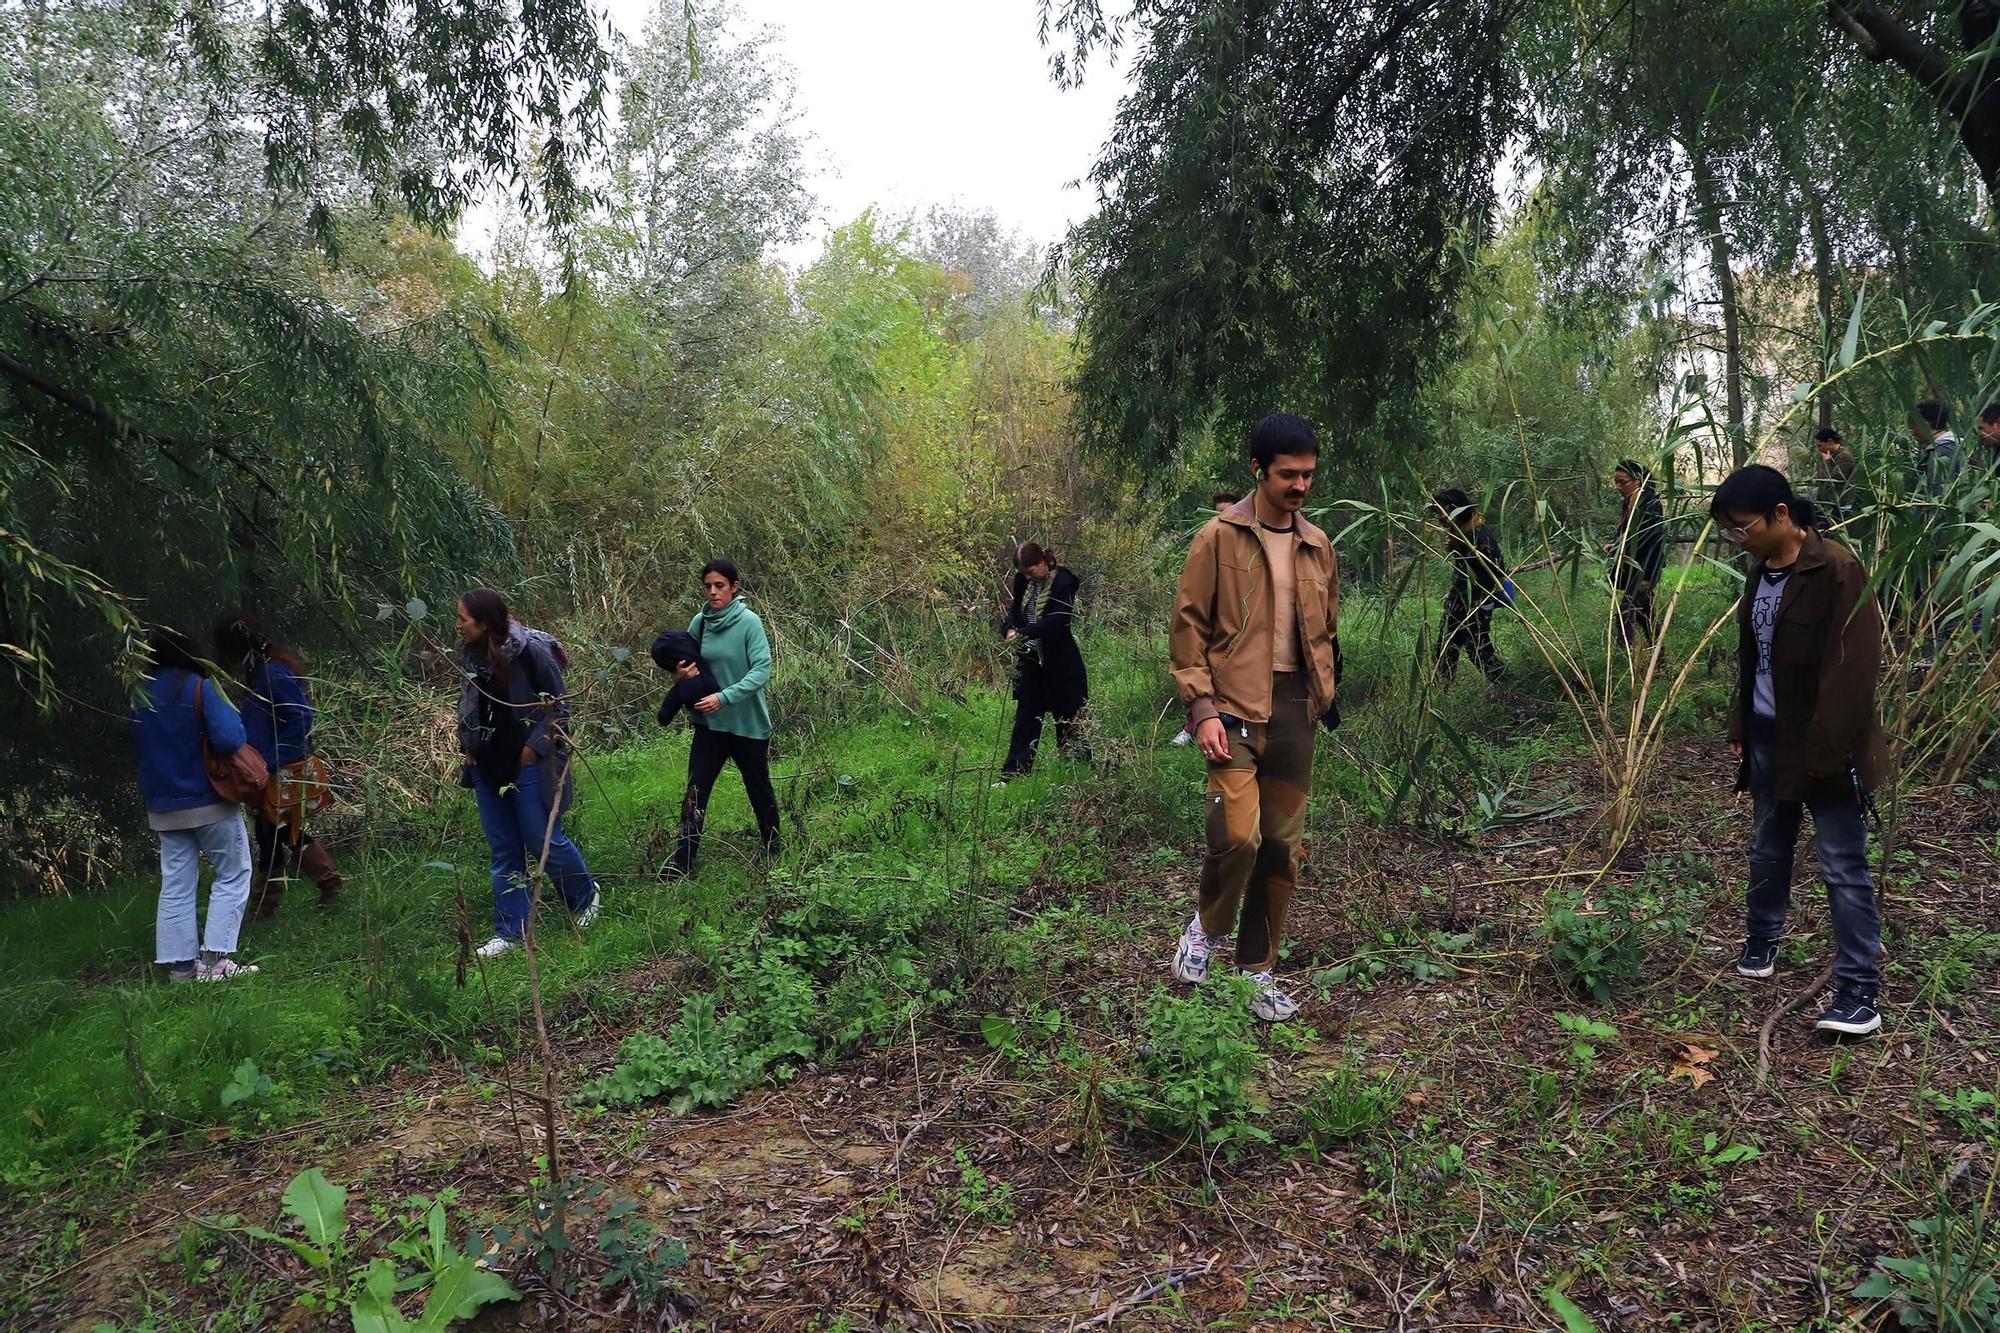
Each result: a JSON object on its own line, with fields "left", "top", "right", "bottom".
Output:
{"left": 1041, "top": 0, "right": 1520, "bottom": 471}
{"left": 0, "top": 0, "right": 610, "bottom": 705}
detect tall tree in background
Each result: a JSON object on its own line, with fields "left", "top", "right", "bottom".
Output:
{"left": 1042, "top": 0, "right": 1520, "bottom": 471}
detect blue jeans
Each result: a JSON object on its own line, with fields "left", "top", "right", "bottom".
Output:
{"left": 472, "top": 760, "right": 597, "bottom": 941}
{"left": 156, "top": 814, "right": 253, "bottom": 963}
{"left": 1744, "top": 737, "right": 1881, "bottom": 989}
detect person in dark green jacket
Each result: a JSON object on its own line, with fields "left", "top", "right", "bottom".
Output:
{"left": 664, "top": 559, "right": 779, "bottom": 876}
{"left": 1431, "top": 489, "right": 1508, "bottom": 683}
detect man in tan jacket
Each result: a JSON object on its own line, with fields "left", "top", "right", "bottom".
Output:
{"left": 1168, "top": 413, "right": 1340, "bottom": 1022}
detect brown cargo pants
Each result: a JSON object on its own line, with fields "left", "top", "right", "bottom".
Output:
{"left": 1197, "top": 671, "right": 1314, "bottom": 972}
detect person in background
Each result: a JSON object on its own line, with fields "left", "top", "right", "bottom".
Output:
{"left": 1974, "top": 402, "right": 2000, "bottom": 484}
{"left": 1714, "top": 465, "right": 1886, "bottom": 1037}
{"left": 455, "top": 588, "right": 600, "bottom": 958}
{"left": 1000, "top": 542, "right": 1089, "bottom": 777}
{"left": 1606, "top": 459, "right": 1666, "bottom": 648}
{"left": 131, "top": 623, "right": 262, "bottom": 982}
{"left": 1913, "top": 398, "right": 1959, "bottom": 497}
{"left": 1813, "top": 426, "right": 1858, "bottom": 524}
{"left": 1431, "top": 488, "right": 1508, "bottom": 684}
{"left": 214, "top": 614, "right": 341, "bottom": 919}
{"left": 665, "top": 559, "right": 781, "bottom": 876}
{"left": 1173, "top": 495, "right": 1244, "bottom": 745}
{"left": 1169, "top": 413, "right": 1341, "bottom": 1024}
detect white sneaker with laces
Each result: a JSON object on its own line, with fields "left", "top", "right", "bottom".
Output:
{"left": 575, "top": 895, "right": 601, "bottom": 929}
{"left": 475, "top": 936, "right": 517, "bottom": 959}
{"left": 196, "top": 957, "right": 260, "bottom": 982}
{"left": 1171, "top": 917, "right": 1217, "bottom": 985}
{"left": 1248, "top": 971, "right": 1299, "bottom": 1023}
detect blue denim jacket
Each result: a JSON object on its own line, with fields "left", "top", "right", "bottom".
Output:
{"left": 131, "top": 669, "right": 248, "bottom": 813}
{"left": 242, "top": 659, "right": 314, "bottom": 768}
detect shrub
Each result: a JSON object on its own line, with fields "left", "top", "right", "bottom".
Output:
{"left": 1544, "top": 888, "right": 1640, "bottom": 1002}
{"left": 1111, "top": 976, "right": 1270, "bottom": 1150}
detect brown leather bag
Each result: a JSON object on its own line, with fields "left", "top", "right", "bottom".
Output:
{"left": 192, "top": 677, "right": 270, "bottom": 804}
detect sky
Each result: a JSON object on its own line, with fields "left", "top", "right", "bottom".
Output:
{"left": 595, "top": 0, "right": 1130, "bottom": 262}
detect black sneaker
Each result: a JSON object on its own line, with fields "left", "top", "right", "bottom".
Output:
{"left": 1736, "top": 938, "right": 1779, "bottom": 978}
{"left": 1814, "top": 986, "right": 1882, "bottom": 1037}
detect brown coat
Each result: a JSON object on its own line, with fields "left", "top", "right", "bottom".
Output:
{"left": 1727, "top": 531, "right": 1889, "bottom": 801}
{"left": 1170, "top": 496, "right": 1340, "bottom": 726}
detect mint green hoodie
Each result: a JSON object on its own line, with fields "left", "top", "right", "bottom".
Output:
{"left": 689, "top": 597, "right": 773, "bottom": 740}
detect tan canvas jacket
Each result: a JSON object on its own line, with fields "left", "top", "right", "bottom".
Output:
{"left": 1170, "top": 495, "right": 1340, "bottom": 727}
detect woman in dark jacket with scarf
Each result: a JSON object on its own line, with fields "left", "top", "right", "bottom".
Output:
{"left": 1000, "top": 541, "right": 1088, "bottom": 777}
{"left": 1608, "top": 459, "right": 1667, "bottom": 647}
{"left": 455, "top": 588, "right": 601, "bottom": 959}
{"left": 215, "top": 614, "right": 341, "bottom": 919}
{"left": 1714, "top": 466, "right": 1887, "bottom": 1038}
{"left": 1431, "top": 489, "right": 1508, "bottom": 683}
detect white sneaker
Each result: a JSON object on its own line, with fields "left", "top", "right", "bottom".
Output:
{"left": 475, "top": 936, "right": 517, "bottom": 959}
{"left": 1171, "top": 917, "right": 1217, "bottom": 984}
{"left": 196, "top": 957, "right": 260, "bottom": 982}
{"left": 574, "top": 895, "right": 600, "bottom": 929}
{"left": 1248, "top": 971, "right": 1299, "bottom": 1023}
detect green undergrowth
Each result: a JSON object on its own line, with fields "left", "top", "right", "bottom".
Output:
{"left": 0, "top": 586, "right": 1731, "bottom": 1191}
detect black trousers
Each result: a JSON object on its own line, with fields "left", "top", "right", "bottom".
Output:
{"left": 1441, "top": 598, "right": 1503, "bottom": 681}
{"left": 673, "top": 728, "right": 781, "bottom": 874}
{"left": 1003, "top": 658, "right": 1083, "bottom": 776}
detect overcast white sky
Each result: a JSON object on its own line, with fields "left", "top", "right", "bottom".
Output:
{"left": 595, "top": 0, "right": 1130, "bottom": 262}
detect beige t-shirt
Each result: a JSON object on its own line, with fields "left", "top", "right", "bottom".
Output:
{"left": 1260, "top": 524, "right": 1301, "bottom": 672}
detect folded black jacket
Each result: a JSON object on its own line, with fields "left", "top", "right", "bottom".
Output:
{"left": 650, "top": 629, "right": 720, "bottom": 728}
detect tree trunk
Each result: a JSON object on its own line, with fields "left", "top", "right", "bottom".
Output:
{"left": 1688, "top": 146, "right": 1747, "bottom": 469}
{"left": 1830, "top": 1, "right": 2000, "bottom": 210}
{"left": 1808, "top": 190, "right": 1836, "bottom": 433}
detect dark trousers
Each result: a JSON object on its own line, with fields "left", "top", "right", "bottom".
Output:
{"left": 674, "top": 727, "right": 781, "bottom": 875}
{"left": 1616, "top": 580, "right": 1655, "bottom": 647}
{"left": 1002, "top": 658, "right": 1082, "bottom": 776}
{"left": 1743, "top": 735, "right": 1882, "bottom": 990}
{"left": 1440, "top": 598, "right": 1503, "bottom": 681}
{"left": 249, "top": 815, "right": 342, "bottom": 917}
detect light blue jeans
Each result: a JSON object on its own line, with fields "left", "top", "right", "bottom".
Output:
{"left": 156, "top": 815, "right": 253, "bottom": 964}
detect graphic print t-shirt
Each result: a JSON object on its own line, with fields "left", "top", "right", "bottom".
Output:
{"left": 1750, "top": 565, "right": 1792, "bottom": 719}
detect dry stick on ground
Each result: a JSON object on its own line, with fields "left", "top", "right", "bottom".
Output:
{"left": 1073, "top": 1254, "right": 1219, "bottom": 1328}
{"left": 1758, "top": 962, "right": 1833, "bottom": 1082}
{"left": 523, "top": 740, "right": 580, "bottom": 1283}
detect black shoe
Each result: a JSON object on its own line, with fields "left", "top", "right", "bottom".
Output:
{"left": 1814, "top": 985, "right": 1882, "bottom": 1037}
{"left": 1736, "top": 938, "right": 1779, "bottom": 978}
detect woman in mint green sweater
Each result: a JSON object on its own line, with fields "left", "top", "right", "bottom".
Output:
{"left": 665, "top": 559, "right": 779, "bottom": 876}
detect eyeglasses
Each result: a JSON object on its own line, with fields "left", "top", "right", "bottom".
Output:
{"left": 1719, "top": 515, "right": 1767, "bottom": 543}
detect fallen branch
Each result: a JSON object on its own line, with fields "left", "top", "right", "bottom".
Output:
{"left": 1076, "top": 1254, "right": 1218, "bottom": 1328}
{"left": 1757, "top": 962, "right": 1832, "bottom": 1082}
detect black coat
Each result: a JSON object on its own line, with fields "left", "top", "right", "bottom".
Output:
{"left": 649, "top": 629, "right": 720, "bottom": 728}
{"left": 1614, "top": 485, "right": 1666, "bottom": 589}
{"left": 1003, "top": 566, "right": 1088, "bottom": 716}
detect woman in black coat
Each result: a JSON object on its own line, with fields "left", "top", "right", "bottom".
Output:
{"left": 1000, "top": 541, "right": 1088, "bottom": 776}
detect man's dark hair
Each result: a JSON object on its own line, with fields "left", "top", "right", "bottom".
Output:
{"left": 1248, "top": 413, "right": 1318, "bottom": 468}
{"left": 1916, "top": 398, "right": 1951, "bottom": 430}
{"left": 1431, "top": 488, "right": 1474, "bottom": 522}
{"left": 1813, "top": 426, "right": 1841, "bottom": 444}
{"left": 1614, "top": 458, "right": 1649, "bottom": 481}
{"left": 700, "top": 558, "right": 741, "bottom": 585}
{"left": 1709, "top": 464, "right": 1822, "bottom": 531}
{"left": 1209, "top": 490, "right": 1241, "bottom": 508}
{"left": 1980, "top": 402, "right": 2000, "bottom": 424}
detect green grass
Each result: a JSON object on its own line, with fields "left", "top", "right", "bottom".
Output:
{"left": 0, "top": 581, "right": 1732, "bottom": 1188}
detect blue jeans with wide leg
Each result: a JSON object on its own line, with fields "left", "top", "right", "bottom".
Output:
{"left": 472, "top": 759, "right": 597, "bottom": 941}
{"left": 1743, "top": 736, "right": 1882, "bottom": 989}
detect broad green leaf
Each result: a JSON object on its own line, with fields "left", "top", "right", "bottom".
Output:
{"left": 1541, "top": 1285, "right": 1599, "bottom": 1333}
{"left": 220, "top": 1058, "right": 269, "bottom": 1107}
{"left": 415, "top": 1254, "right": 521, "bottom": 1328}
{"left": 1838, "top": 283, "right": 1864, "bottom": 370}
{"left": 980, "top": 1015, "right": 1018, "bottom": 1049}
{"left": 282, "top": 1168, "right": 348, "bottom": 1250}
{"left": 1707, "top": 1143, "right": 1760, "bottom": 1165}
{"left": 350, "top": 1258, "right": 413, "bottom": 1333}
{"left": 242, "top": 1225, "right": 328, "bottom": 1271}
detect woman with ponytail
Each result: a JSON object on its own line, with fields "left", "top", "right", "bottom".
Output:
{"left": 1711, "top": 465, "right": 1888, "bottom": 1037}
{"left": 214, "top": 614, "right": 341, "bottom": 919}
{"left": 1000, "top": 541, "right": 1089, "bottom": 777}
{"left": 454, "top": 588, "right": 601, "bottom": 958}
